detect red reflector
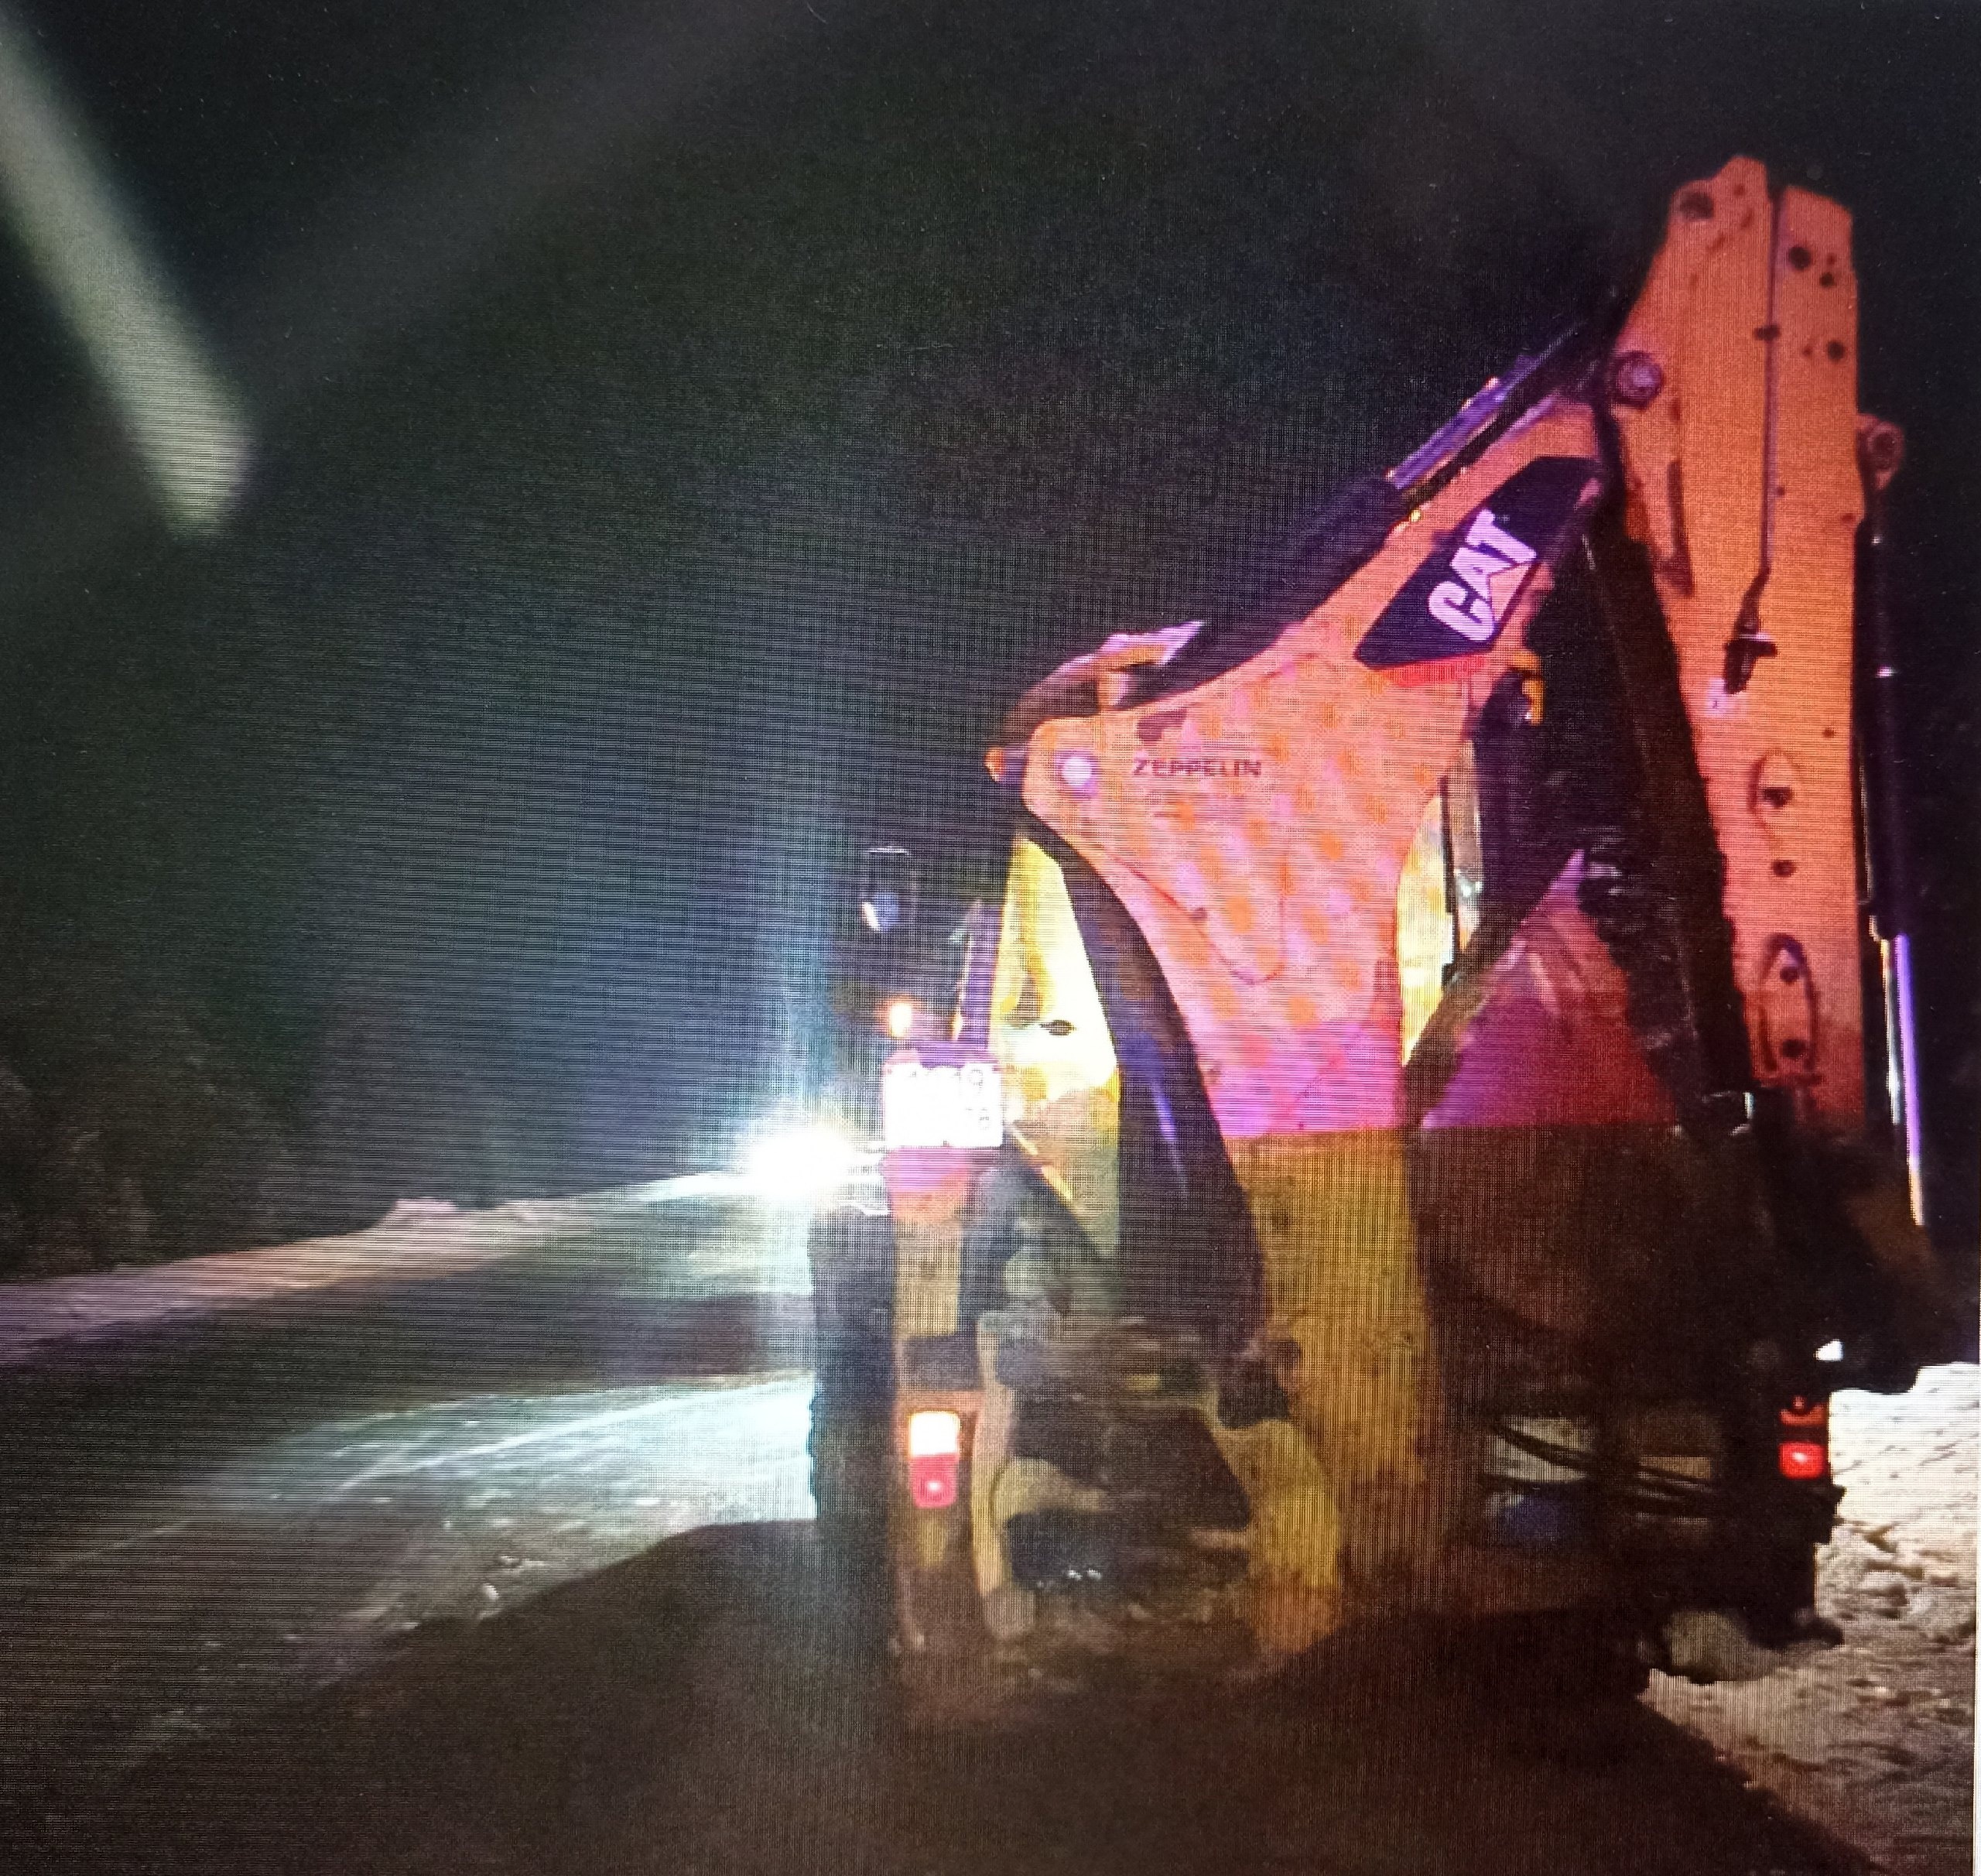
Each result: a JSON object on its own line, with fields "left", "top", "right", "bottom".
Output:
{"left": 908, "top": 1453, "right": 959, "bottom": 1509}
{"left": 1779, "top": 1398, "right": 1829, "bottom": 1433}
{"left": 1778, "top": 1440, "right": 1829, "bottom": 1481}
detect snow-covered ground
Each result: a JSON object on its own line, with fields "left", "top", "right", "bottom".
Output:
{"left": 0, "top": 1374, "right": 817, "bottom": 1796}
{"left": 1650, "top": 1363, "right": 1978, "bottom": 1876}
{"left": 0, "top": 1185, "right": 816, "bottom": 1813}
{"left": 0, "top": 1173, "right": 764, "bottom": 1368}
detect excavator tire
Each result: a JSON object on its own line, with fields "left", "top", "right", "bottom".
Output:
{"left": 1440, "top": 1610, "right": 1653, "bottom": 1710}
{"left": 807, "top": 1205, "right": 895, "bottom": 1554}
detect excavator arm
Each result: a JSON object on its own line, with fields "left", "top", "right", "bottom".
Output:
{"left": 997, "top": 159, "right": 1948, "bottom": 1408}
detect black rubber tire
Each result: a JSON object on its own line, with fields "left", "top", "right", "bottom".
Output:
{"left": 1442, "top": 1611, "right": 1652, "bottom": 1708}
{"left": 807, "top": 1207, "right": 895, "bottom": 1540}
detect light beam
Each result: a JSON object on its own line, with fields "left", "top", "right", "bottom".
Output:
{"left": 0, "top": 7, "right": 250, "bottom": 531}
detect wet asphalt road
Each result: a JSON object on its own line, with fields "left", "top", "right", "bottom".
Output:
{"left": 0, "top": 1198, "right": 1870, "bottom": 1876}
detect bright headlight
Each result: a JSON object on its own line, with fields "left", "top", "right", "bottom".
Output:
{"left": 744, "top": 1122, "right": 860, "bottom": 1201}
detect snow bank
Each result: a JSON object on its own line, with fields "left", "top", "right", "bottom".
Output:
{"left": 0, "top": 1176, "right": 734, "bottom": 1368}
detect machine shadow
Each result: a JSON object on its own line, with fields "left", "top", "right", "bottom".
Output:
{"left": 27, "top": 1520, "right": 1868, "bottom": 1876}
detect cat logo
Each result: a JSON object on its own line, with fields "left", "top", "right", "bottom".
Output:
{"left": 1427, "top": 508, "right": 1537, "bottom": 642}
{"left": 1353, "top": 454, "right": 1599, "bottom": 672}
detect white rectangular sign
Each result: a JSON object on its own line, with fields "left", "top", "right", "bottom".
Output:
{"left": 881, "top": 1057, "right": 1003, "bottom": 1152}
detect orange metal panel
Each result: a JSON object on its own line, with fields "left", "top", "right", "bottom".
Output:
{"left": 1613, "top": 159, "right": 1865, "bottom": 1129}
{"left": 1021, "top": 398, "right": 1603, "bottom": 1140}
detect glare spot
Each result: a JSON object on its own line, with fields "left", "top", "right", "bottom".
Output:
{"left": 743, "top": 1121, "right": 862, "bottom": 1201}
{"left": 0, "top": 8, "right": 251, "bottom": 531}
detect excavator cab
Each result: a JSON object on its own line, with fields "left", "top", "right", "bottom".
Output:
{"left": 809, "top": 159, "right": 1961, "bottom": 1720}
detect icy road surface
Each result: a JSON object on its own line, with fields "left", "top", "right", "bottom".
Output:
{"left": 0, "top": 1187, "right": 815, "bottom": 1813}
{"left": 0, "top": 1190, "right": 1969, "bottom": 1876}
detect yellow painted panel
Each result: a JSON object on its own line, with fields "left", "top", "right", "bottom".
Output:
{"left": 990, "top": 837, "right": 1121, "bottom": 1255}
{"left": 1227, "top": 1129, "right": 1448, "bottom": 1593}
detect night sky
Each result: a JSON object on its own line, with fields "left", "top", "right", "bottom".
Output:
{"left": 0, "top": 2, "right": 1972, "bottom": 1235}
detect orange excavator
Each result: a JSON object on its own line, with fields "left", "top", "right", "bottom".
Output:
{"left": 808, "top": 159, "right": 1964, "bottom": 1717}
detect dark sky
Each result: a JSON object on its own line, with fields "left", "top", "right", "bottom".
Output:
{"left": 0, "top": 1, "right": 1973, "bottom": 1226}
